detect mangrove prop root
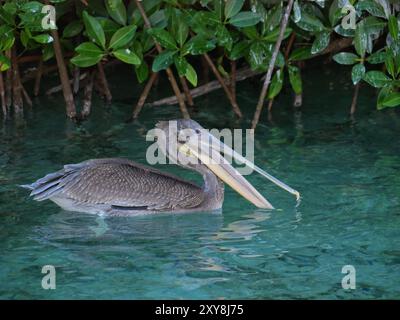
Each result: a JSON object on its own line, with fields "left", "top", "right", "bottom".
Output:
{"left": 22, "top": 64, "right": 58, "bottom": 84}
{"left": 97, "top": 63, "right": 112, "bottom": 103}
{"left": 33, "top": 58, "right": 43, "bottom": 96}
{"left": 21, "top": 83, "right": 33, "bottom": 107}
{"left": 0, "top": 72, "right": 6, "bottom": 116}
{"left": 11, "top": 47, "right": 23, "bottom": 114}
{"left": 81, "top": 69, "right": 95, "bottom": 118}
{"left": 17, "top": 52, "right": 73, "bottom": 64}
{"left": 320, "top": 37, "right": 353, "bottom": 57}
{"left": 5, "top": 50, "right": 12, "bottom": 110}
{"left": 179, "top": 76, "right": 194, "bottom": 107}
{"left": 73, "top": 66, "right": 80, "bottom": 95}
{"left": 135, "top": 0, "right": 189, "bottom": 119}
{"left": 203, "top": 53, "right": 242, "bottom": 118}
{"left": 149, "top": 68, "right": 260, "bottom": 107}
{"left": 132, "top": 72, "right": 158, "bottom": 119}
{"left": 350, "top": 83, "right": 360, "bottom": 115}
{"left": 285, "top": 33, "right": 296, "bottom": 61}
{"left": 267, "top": 98, "right": 274, "bottom": 112}
{"left": 251, "top": 0, "right": 294, "bottom": 129}
{"left": 230, "top": 60, "right": 237, "bottom": 104}
{"left": 201, "top": 56, "right": 210, "bottom": 84}
{"left": 46, "top": 73, "right": 87, "bottom": 95}
{"left": 294, "top": 93, "right": 303, "bottom": 108}
{"left": 49, "top": 23, "right": 76, "bottom": 118}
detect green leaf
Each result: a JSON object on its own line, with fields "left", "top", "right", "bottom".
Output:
{"left": 182, "top": 36, "right": 215, "bottom": 55}
{"left": 214, "top": 0, "right": 223, "bottom": 21}
{"left": 388, "top": 15, "right": 399, "bottom": 40}
{"left": 332, "top": 52, "right": 359, "bottom": 65}
{"left": 288, "top": 65, "right": 302, "bottom": 94}
{"left": 42, "top": 44, "right": 54, "bottom": 61}
{"left": 363, "top": 71, "right": 391, "bottom": 88}
{"left": 105, "top": 0, "right": 127, "bottom": 25}
{"left": 268, "top": 69, "right": 284, "bottom": 99}
{"left": 356, "top": 0, "right": 386, "bottom": 19}
{"left": 242, "top": 26, "right": 259, "bottom": 40}
{"left": 293, "top": 0, "right": 301, "bottom": 23}
{"left": 21, "top": 1, "right": 43, "bottom": 13}
{"left": 295, "top": 8, "right": 325, "bottom": 32}
{"left": 385, "top": 52, "right": 395, "bottom": 78}
{"left": 152, "top": 50, "right": 176, "bottom": 72}
{"left": 149, "top": 9, "right": 167, "bottom": 29}
{"left": 367, "top": 50, "right": 386, "bottom": 64}
{"left": 97, "top": 17, "right": 120, "bottom": 39}
{"left": 0, "top": 7, "right": 15, "bottom": 25}
{"left": 351, "top": 64, "right": 366, "bottom": 85}
{"left": 275, "top": 51, "right": 285, "bottom": 68}
{"left": 311, "top": 31, "right": 330, "bottom": 54}
{"left": 264, "top": 4, "right": 282, "bottom": 31}
{"left": 113, "top": 48, "right": 141, "bottom": 65}
{"left": 263, "top": 27, "right": 292, "bottom": 43}
{"left": 0, "top": 54, "right": 11, "bottom": 72}
{"left": 109, "top": 25, "right": 137, "bottom": 50}
{"left": 377, "top": 86, "right": 393, "bottom": 110}
{"left": 381, "top": 92, "right": 400, "bottom": 108}
{"left": 174, "top": 56, "right": 188, "bottom": 76}
{"left": 363, "top": 16, "right": 387, "bottom": 34}
{"left": 83, "top": 11, "right": 106, "bottom": 49}
{"left": 193, "top": 11, "right": 220, "bottom": 30}
{"left": 354, "top": 24, "right": 367, "bottom": 58}
{"left": 354, "top": 17, "right": 386, "bottom": 56}
{"left": 248, "top": 41, "right": 268, "bottom": 71}
{"left": 75, "top": 42, "right": 103, "bottom": 56}
{"left": 20, "top": 29, "right": 30, "bottom": 48}
{"left": 0, "top": 25, "right": 15, "bottom": 51}
{"left": 216, "top": 24, "right": 233, "bottom": 50}
{"left": 328, "top": 0, "right": 343, "bottom": 26}
{"left": 71, "top": 54, "right": 103, "bottom": 67}
{"left": 135, "top": 62, "right": 149, "bottom": 84}
{"left": 185, "top": 63, "right": 197, "bottom": 87}
{"left": 2, "top": 2, "right": 17, "bottom": 15}
{"left": 32, "top": 34, "right": 53, "bottom": 44}
{"left": 176, "top": 20, "right": 188, "bottom": 47}
{"left": 229, "top": 11, "right": 261, "bottom": 28}
{"left": 132, "top": 41, "right": 144, "bottom": 60}
{"left": 224, "top": 0, "right": 244, "bottom": 19}
{"left": 63, "top": 20, "right": 84, "bottom": 38}
{"left": 148, "top": 28, "right": 177, "bottom": 50}
{"left": 229, "top": 40, "right": 249, "bottom": 60}
{"left": 289, "top": 47, "right": 313, "bottom": 61}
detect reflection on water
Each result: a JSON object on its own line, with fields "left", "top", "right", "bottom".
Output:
{"left": 0, "top": 64, "right": 400, "bottom": 299}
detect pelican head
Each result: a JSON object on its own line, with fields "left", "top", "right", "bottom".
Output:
{"left": 154, "top": 119, "right": 300, "bottom": 209}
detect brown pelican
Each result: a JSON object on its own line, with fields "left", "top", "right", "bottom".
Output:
{"left": 22, "top": 119, "right": 299, "bottom": 215}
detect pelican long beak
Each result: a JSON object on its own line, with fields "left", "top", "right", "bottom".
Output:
{"left": 203, "top": 134, "right": 301, "bottom": 201}
{"left": 180, "top": 138, "right": 274, "bottom": 209}
{"left": 180, "top": 130, "right": 300, "bottom": 209}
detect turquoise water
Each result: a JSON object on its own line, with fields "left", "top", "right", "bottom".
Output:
{"left": 0, "top": 64, "right": 399, "bottom": 299}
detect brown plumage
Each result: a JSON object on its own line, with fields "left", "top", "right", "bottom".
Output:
{"left": 22, "top": 158, "right": 220, "bottom": 215}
